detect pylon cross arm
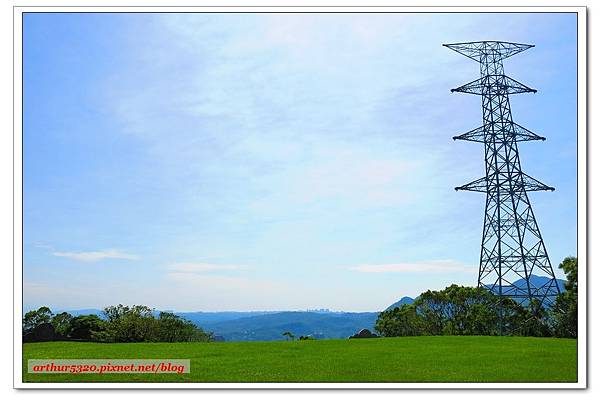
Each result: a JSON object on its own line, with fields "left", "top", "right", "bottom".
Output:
{"left": 450, "top": 75, "right": 537, "bottom": 95}
{"left": 453, "top": 122, "right": 545, "bottom": 143}
{"left": 443, "top": 41, "right": 534, "bottom": 62}
{"left": 520, "top": 173, "right": 555, "bottom": 192}
{"left": 512, "top": 122, "right": 546, "bottom": 141}
{"left": 455, "top": 176, "right": 488, "bottom": 192}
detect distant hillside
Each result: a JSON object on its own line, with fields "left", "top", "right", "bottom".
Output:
{"left": 385, "top": 296, "right": 415, "bottom": 311}
{"left": 59, "top": 309, "right": 277, "bottom": 326}
{"left": 201, "top": 311, "right": 379, "bottom": 342}
{"left": 175, "top": 311, "right": 279, "bottom": 326}
{"left": 493, "top": 275, "right": 567, "bottom": 306}
{"left": 511, "top": 275, "right": 566, "bottom": 293}
{"left": 486, "top": 275, "right": 566, "bottom": 300}
{"left": 59, "top": 309, "right": 103, "bottom": 317}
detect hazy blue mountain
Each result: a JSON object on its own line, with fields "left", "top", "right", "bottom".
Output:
{"left": 385, "top": 296, "right": 415, "bottom": 311}
{"left": 175, "top": 311, "right": 279, "bottom": 326}
{"left": 486, "top": 275, "right": 566, "bottom": 300}
{"left": 58, "top": 309, "right": 278, "bottom": 324}
{"left": 200, "top": 311, "right": 379, "bottom": 342}
{"left": 511, "top": 275, "right": 566, "bottom": 293}
{"left": 58, "top": 308, "right": 103, "bottom": 317}
{"left": 492, "top": 275, "right": 567, "bottom": 306}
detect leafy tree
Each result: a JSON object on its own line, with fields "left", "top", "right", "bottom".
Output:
{"left": 153, "top": 312, "right": 213, "bottom": 342}
{"left": 499, "top": 297, "right": 528, "bottom": 334}
{"left": 376, "top": 284, "right": 551, "bottom": 338}
{"left": 462, "top": 302, "right": 498, "bottom": 335}
{"left": 22, "top": 304, "right": 213, "bottom": 343}
{"left": 412, "top": 285, "right": 499, "bottom": 336}
{"left": 92, "top": 305, "right": 212, "bottom": 343}
{"left": 23, "top": 306, "right": 53, "bottom": 334}
{"left": 51, "top": 312, "right": 73, "bottom": 337}
{"left": 70, "top": 314, "right": 105, "bottom": 340}
{"left": 552, "top": 257, "right": 577, "bottom": 338}
{"left": 437, "top": 285, "right": 498, "bottom": 335}
{"left": 103, "top": 304, "right": 153, "bottom": 322}
{"left": 514, "top": 299, "right": 553, "bottom": 337}
{"left": 561, "top": 257, "right": 578, "bottom": 293}
{"left": 375, "top": 304, "right": 424, "bottom": 337}
{"left": 95, "top": 304, "right": 155, "bottom": 342}
{"left": 413, "top": 289, "right": 447, "bottom": 335}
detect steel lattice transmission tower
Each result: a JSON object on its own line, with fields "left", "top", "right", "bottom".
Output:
{"left": 444, "top": 41, "right": 561, "bottom": 318}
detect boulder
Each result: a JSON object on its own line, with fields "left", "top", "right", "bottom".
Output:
{"left": 349, "top": 328, "right": 379, "bottom": 339}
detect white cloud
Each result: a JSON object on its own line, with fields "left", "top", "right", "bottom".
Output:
{"left": 32, "top": 242, "right": 54, "bottom": 250}
{"left": 167, "top": 262, "right": 243, "bottom": 273}
{"left": 52, "top": 249, "right": 139, "bottom": 262}
{"left": 349, "top": 259, "right": 474, "bottom": 273}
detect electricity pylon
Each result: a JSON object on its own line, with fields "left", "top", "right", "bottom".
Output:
{"left": 444, "top": 41, "right": 561, "bottom": 330}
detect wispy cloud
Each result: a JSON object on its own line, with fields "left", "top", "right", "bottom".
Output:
{"left": 52, "top": 249, "right": 140, "bottom": 262}
{"left": 167, "top": 262, "right": 243, "bottom": 273}
{"left": 32, "top": 242, "right": 54, "bottom": 251}
{"left": 349, "top": 259, "right": 474, "bottom": 273}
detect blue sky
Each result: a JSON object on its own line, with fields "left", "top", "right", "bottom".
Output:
{"left": 23, "top": 12, "right": 578, "bottom": 312}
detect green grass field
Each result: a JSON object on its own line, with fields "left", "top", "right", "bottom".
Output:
{"left": 23, "top": 336, "right": 577, "bottom": 383}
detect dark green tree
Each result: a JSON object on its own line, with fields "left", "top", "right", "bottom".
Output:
{"left": 95, "top": 304, "right": 155, "bottom": 342}
{"left": 51, "top": 312, "right": 73, "bottom": 337}
{"left": 376, "top": 260, "right": 576, "bottom": 339}
{"left": 23, "top": 306, "right": 53, "bottom": 334}
{"left": 376, "top": 285, "right": 543, "bottom": 337}
{"left": 70, "top": 314, "right": 106, "bottom": 340}
{"left": 413, "top": 285, "right": 499, "bottom": 336}
{"left": 92, "top": 305, "right": 212, "bottom": 343}
{"left": 552, "top": 257, "right": 577, "bottom": 338}
{"left": 514, "top": 299, "right": 553, "bottom": 337}
{"left": 413, "top": 289, "right": 448, "bottom": 335}
{"left": 154, "top": 312, "right": 213, "bottom": 342}
{"left": 438, "top": 285, "right": 498, "bottom": 335}
{"left": 375, "top": 304, "right": 424, "bottom": 337}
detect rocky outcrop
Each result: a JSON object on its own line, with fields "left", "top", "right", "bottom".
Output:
{"left": 349, "top": 328, "right": 379, "bottom": 339}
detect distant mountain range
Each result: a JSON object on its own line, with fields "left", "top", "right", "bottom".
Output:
{"left": 175, "top": 311, "right": 277, "bottom": 325}
{"left": 196, "top": 311, "right": 379, "bottom": 341}
{"left": 58, "top": 308, "right": 378, "bottom": 342}
{"left": 54, "top": 275, "right": 566, "bottom": 342}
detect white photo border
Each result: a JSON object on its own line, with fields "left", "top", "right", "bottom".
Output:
{"left": 13, "top": 4, "right": 588, "bottom": 389}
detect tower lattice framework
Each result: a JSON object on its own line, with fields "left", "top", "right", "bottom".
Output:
{"left": 444, "top": 41, "right": 561, "bottom": 316}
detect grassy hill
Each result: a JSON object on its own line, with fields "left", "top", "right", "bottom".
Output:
{"left": 23, "top": 336, "right": 576, "bottom": 383}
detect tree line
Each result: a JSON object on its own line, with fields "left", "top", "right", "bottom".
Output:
{"left": 23, "top": 304, "right": 213, "bottom": 343}
{"left": 375, "top": 257, "right": 577, "bottom": 338}
{"left": 23, "top": 257, "right": 577, "bottom": 342}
